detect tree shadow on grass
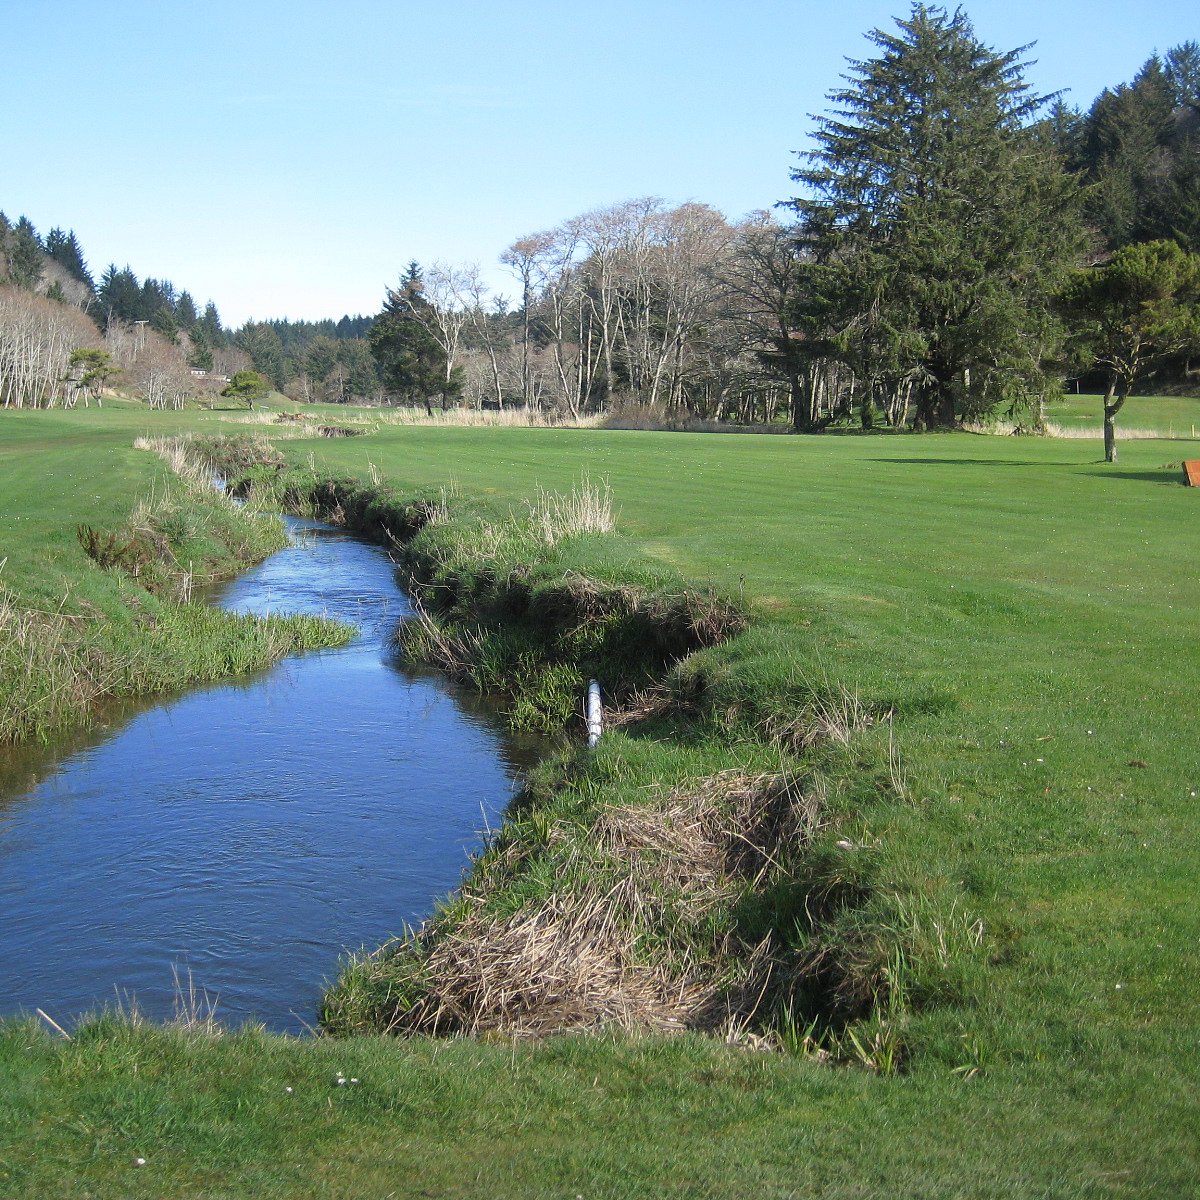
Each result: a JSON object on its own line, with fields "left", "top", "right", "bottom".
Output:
{"left": 1080, "top": 469, "right": 1188, "bottom": 485}
{"left": 866, "top": 457, "right": 1061, "bottom": 468}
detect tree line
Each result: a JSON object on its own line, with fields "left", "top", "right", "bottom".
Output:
{"left": 4, "top": 5, "right": 1199, "bottom": 456}
{"left": 0, "top": 214, "right": 252, "bottom": 410}
{"left": 357, "top": 10, "right": 1200, "bottom": 460}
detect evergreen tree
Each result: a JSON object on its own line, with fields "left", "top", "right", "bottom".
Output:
{"left": 369, "top": 262, "right": 458, "bottom": 413}
{"left": 1038, "top": 99, "right": 1085, "bottom": 163}
{"left": 150, "top": 304, "right": 179, "bottom": 343}
{"left": 188, "top": 327, "right": 214, "bottom": 372}
{"left": 176, "top": 291, "right": 198, "bottom": 331}
{"left": 220, "top": 370, "right": 271, "bottom": 408}
{"left": 335, "top": 314, "right": 374, "bottom": 339}
{"left": 1165, "top": 41, "right": 1200, "bottom": 109}
{"left": 304, "top": 335, "right": 340, "bottom": 384}
{"left": 98, "top": 265, "right": 143, "bottom": 322}
{"left": 1145, "top": 137, "right": 1200, "bottom": 253}
{"left": 66, "top": 348, "right": 119, "bottom": 405}
{"left": 198, "top": 302, "right": 226, "bottom": 349}
{"left": 1060, "top": 239, "right": 1200, "bottom": 461}
{"left": 788, "top": 4, "right": 1085, "bottom": 427}
{"left": 339, "top": 339, "right": 380, "bottom": 400}
{"left": 7, "top": 217, "right": 45, "bottom": 290}
{"left": 236, "top": 322, "right": 287, "bottom": 388}
{"left": 1076, "top": 53, "right": 1185, "bottom": 248}
{"left": 44, "top": 228, "right": 94, "bottom": 291}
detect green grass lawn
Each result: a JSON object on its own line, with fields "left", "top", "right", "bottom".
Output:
{"left": 2, "top": 407, "right": 1199, "bottom": 1197}
{"left": 1047, "top": 390, "right": 1200, "bottom": 438}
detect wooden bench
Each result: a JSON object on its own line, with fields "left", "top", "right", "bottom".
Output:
{"left": 1184, "top": 461, "right": 1200, "bottom": 487}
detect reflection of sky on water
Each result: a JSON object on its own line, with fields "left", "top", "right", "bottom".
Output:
{"left": 0, "top": 519, "right": 522, "bottom": 1033}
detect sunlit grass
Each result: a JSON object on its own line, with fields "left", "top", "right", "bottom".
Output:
{"left": 2, "top": 404, "right": 1199, "bottom": 1195}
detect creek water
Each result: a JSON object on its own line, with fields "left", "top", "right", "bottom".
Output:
{"left": 0, "top": 518, "right": 530, "bottom": 1034}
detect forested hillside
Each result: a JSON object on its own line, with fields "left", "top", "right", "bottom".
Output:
{"left": 0, "top": 218, "right": 374, "bottom": 410}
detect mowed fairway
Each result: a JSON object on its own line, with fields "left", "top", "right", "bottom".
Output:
{"left": 302, "top": 425, "right": 1200, "bottom": 1161}
{"left": 2, "top": 411, "right": 1199, "bottom": 1197}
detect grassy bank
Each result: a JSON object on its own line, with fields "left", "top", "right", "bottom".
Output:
{"left": 0, "top": 413, "right": 351, "bottom": 744}
{"left": 218, "top": 461, "right": 972, "bottom": 1056}
{"left": 3, "top": 407, "right": 1199, "bottom": 1195}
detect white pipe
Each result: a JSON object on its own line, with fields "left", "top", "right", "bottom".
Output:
{"left": 586, "top": 679, "right": 603, "bottom": 748}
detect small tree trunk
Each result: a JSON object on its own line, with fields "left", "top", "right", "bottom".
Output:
{"left": 1102, "top": 377, "right": 1125, "bottom": 464}
{"left": 790, "top": 371, "right": 806, "bottom": 431}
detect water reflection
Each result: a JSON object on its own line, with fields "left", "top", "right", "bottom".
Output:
{"left": 0, "top": 519, "right": 527, "bottom": 1033}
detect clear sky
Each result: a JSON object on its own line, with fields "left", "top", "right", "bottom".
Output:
{"left": 4, "top": 0, "right": 1194, "bottom": 325}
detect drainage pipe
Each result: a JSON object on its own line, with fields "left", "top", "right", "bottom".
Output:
{"left": 586, "top": 679, "right": 603, "bottom": 748}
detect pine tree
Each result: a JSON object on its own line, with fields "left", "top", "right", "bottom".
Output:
{"left": 1165, "top": 41, "right": 1200, "bottom": 109}
{"left": 339, "top": 340, "right": 381, "bottom": 400}
{"left": 235, "top": 322, "right": 287, "bottom": 388}
{"left": 98, "top": 265, "right": 144, "bottom": 322}
{"left": 1078, "top": 56, "right": 1178, "bottom": 247}
{"left": 1060, "top": 240, "right": 1200, "bottom": 461}
{"left": 175, "top": 291, "right": 198, "bottom": 332}
{"left": 188, "top": 327, "right": 214, "bottom": 372}
{"left": 7, "top": 217, "right": 45, "bottom": 290}
{"left": 220, "top": 370, "right": 271, "bottom": 409}
{"left": 44, "top": 228, "right": 94, "bottom": 291}
{"left": 198, "top": 303, "right": 226, "bottom": 349}
{"left": 788, "top": 4, "right": 1085, "bottom": 427}
{"left": 368, "top": 262, "right": 458, "bottom": 413}
{"left": 1147, "top": 139, "right": 1200, "bottom": 253}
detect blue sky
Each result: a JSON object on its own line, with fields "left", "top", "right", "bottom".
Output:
{"left": 4, "top": 1, "right": 1194, "bottom": 325}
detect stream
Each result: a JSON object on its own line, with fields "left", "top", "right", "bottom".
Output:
{"left": 0, "top": 518, "right": 529, "bottom": 1034}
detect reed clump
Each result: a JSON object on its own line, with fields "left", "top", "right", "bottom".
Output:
{"left": 232, "top": 464, "right": 746, "bottom": 732}
{"left": 322, "top": 771, "right": 818, "bottom": 1040}
{"left": 0, "top": 594, "right": 110, "bottom": 744}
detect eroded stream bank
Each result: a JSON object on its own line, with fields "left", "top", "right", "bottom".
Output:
{"left": 0, "top": 518, "right": 529, "bottom": 1033}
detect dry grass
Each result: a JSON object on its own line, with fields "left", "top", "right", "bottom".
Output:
{"left": 586, "top": 770, "right": 821, "bottom": 904}
{"left": 961, "top": 419, "right": 1176, "bottom": 440}
{"left": 523, "top": 476, "right": 617, "bottom": 545}
{"left": 221, "top": 406, "right": 603, "bottom": 433}
{"left": 373, "top": 406, "right": 604, "bottom": 429}
{"left": 601, "top": 402, "right": 782, "bottom": 434}
{"left": 767, "top": 678, "right": 875, "bottom": 753}
{"left": 387, "top": 889, "right": 716, "bottom": 1037}
{"left": 332, "top": 771, "right": 822, "bottom": 1041}
{"left": 133, "top": 434, "right": 212, "bottom": 488}
{"left": 1043, "top": 422, "right": 1169, "bottom": 440}
{"left": 220, "top": 411, "right": 287, "bottom": 426}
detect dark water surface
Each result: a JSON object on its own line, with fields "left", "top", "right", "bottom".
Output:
{"left": 0, "top": 518, "right": 528, "bottom": 1033}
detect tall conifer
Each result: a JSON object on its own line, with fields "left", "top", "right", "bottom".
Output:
{"left": 788, "top": 4, "right": 1085, "bottom": 426}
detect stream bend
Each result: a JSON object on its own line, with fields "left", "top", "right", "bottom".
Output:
{"left": 0, "top": 517, "right": 525, "bottom": 1033}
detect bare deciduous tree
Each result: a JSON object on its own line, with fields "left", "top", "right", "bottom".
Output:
{"left": 0, "top": 287, "right": 96, "bottom": 408}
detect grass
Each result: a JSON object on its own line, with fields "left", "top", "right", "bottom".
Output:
{"left": 2, "top": 402, "right": 1199, "bottom": 1195}
{"left": 0, "top": 411, "right": 351, "bottom": 743}
{"left": 1045, "top": 390, "right": 1200, "bottom": 439}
